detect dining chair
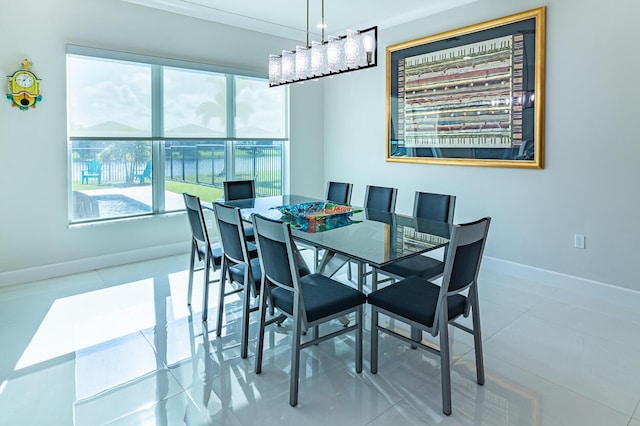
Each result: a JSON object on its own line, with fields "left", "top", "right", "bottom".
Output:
{"left": 368, "top": 217, "right": 491, "bottom": 416}
{"left": 306, "top": 181, "right": 355, "bottom": 270}
{"left": 211, "top": 202, "right": 261, "bottom": 358}
{"left": 363, "top": 184, "right": 398, "bottom": 212}
{"left": 223, "top": 179, "right": 256, "bottom": 201}
{"left": 348, "top": 184, "right": 398, "bottom": 282}
{"left": 325, "top": 181, "right": 353, "bottom": 205}
{"left": 223, "top": 179, "right": 256, "bottom": 241}
{"left": 183, "top": 193, "right": 224, "bottom": 320}
{"left": 372, "top": 191, "right": 456, "bottom": 291}
{"left": 252, "top": 214, "right": 366, "bottom": 407}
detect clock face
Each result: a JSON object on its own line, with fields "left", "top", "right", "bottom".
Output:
{"left": 15, "top": 73, "right": 34, "bottom": 88}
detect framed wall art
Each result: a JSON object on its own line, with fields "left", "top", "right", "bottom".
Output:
{"left": 386, "top": 7, "right": 546, "bottom": 168}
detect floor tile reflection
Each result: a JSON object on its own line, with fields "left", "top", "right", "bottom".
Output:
{"left": 0, "top": 254, "right": 638, "bottom": 425}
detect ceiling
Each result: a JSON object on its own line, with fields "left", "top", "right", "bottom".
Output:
{"left": 122, "top": 0, "right": 477, "bottom": 42}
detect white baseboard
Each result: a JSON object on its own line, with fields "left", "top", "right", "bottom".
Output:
{"left": 4, "top": 250, "right": 638, "bottom": 307}
{"left": 482, "top": 255, "right": 640, "bottom": 304}
{"left": 0, "top": 243, "right": 189, "bottom": 289}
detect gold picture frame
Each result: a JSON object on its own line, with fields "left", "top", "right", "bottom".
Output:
{"left": 386, "top": 7, "right": 546, "bottom": 168}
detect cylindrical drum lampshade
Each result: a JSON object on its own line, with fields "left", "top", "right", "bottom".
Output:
{"left": 345, "top": 30, "right": 362, "bottom": 69}
{"left": 327, "top": 36, "right": 346, "bottom": 72}
{"left": 295, "top": 46, "right": 311, "bottom": 80}
{"left": 281, "top": 50, "right": 296, "bottom": 82}
{"left": 269, "top": 55, "right": 282, "bottom": 85}
{"left": 310, "top": 41, "right": 327, "bottom": 77}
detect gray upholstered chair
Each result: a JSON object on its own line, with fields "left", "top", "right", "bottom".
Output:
{"left": 211, "top": 202, "right": 260, "bottom": 358}
{"left": 223, "top": 179, "right": 256, "bottom": 241}
{"left": 308, "top": 181, "right": 355, "bottom": 270}
{"left": 368, "top": 217, "right": 491, "bottom": 416}
{"left": 223, "top": 179, "right": 256, "bottom": 201}
{"left": 348, "top": 184, "right": 398, "bottom": 282}
{"left": 252, "top": 213, "right": 366, "bottom": 407}
{"left": 363, "top": 184, "right": 397, "bottom": 212}
{"left": 325, "top": 181, "right": 353, "bottom": 205}
{"left": 183, "top": 193, "right": 224, "bottom": 320}
{"left": 372, "top": 191, "right": 456, "bottom": 291}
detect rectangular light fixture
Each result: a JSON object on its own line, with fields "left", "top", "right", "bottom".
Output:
{"left": 268, "top": 0, "right": 377, "bottom": 87}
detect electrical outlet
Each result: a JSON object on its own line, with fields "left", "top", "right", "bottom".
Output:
{"left": 574, "top": 234, "right": 585, "bottom": 249}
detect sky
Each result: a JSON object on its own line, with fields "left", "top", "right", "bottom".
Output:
{"left": 68, "top": 55, "right": 286, "bottom": 139}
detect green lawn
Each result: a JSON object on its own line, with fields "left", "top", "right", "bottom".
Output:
{"left": 73, "top": 176, "right": 279, "bottom": 202}
{"left": 165, "top": 181, "right": 223, "bottom": 202}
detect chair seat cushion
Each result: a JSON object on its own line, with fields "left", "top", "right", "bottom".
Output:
{"left": 271, "top": 274, "right": 366, "bottom": 323}
{"left": 229, "top": 257, "right": 262, "bottom": 288}
{"left": 197, "top": 242, "right": 256, "bottom": 269}
{"left": 243, "top": 224, "right": 255, "bottom": 241}
{"left": 197, "top": 245, "right": 224, "bottom": 268}
{"left": 229, "top": 258, "right": 310, "bottom": 295}
{"left": 367, "top": 276, "right": 467, "bottom": 328}
{"left": 246, "top": 242, "right": 259, "bottom": 258}
{"left": 380, "top": 255, "right": 444, "bottom": 280}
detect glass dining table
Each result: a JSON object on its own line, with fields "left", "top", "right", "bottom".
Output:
{"left": 219, "top": 194, "right": 452, "bottom": 292}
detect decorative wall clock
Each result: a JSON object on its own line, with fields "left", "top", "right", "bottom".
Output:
{"left": 6, "top": 59, "right": 42, "bottom": 110}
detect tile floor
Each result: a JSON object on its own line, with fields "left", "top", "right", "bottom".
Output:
{"left": 1, "top": 253, "right": 639, "bottom": 426}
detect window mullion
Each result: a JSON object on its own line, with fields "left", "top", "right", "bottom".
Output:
{"left": 152, "top": 65, "right": 165, "bottom": 212}
{"left": 225, "top": 75, "right": 236, "bottom": 180}
{"left": 67, "top": 49, "right": 287, "bottom": 224}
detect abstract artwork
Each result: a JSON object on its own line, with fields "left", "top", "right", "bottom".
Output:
{"left": 387, "top": 7, "right": 546, "bottom": 168}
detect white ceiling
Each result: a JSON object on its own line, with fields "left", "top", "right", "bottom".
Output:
{"left": 122, "top": 0, "right": 477, "bottom": 42}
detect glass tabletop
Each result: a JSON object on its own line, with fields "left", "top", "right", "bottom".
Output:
{"left": 220, "top": 194, "right": 452, "bottom": 268}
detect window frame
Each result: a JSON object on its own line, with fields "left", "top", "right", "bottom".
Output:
{"left": 67, "top": 45, "right": 289, "bottom": 224}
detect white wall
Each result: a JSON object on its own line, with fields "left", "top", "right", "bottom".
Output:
{"left": 323, "top": 0, "right": 640, "bottom": 290}
{"left": 0, "top": 0, "right": 323, "bottom": 284}
{"left": 289, "top": 83, "right": 325, "bottom": 197}
{"left": 2, "top": 0, "right": 638, "bottom": 292}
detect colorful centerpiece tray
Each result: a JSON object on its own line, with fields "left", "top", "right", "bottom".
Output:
{"left": 273, "top": 201, "right": 359, "bottom": 233}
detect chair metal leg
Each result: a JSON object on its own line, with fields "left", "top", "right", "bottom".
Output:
{"left": 470, "top": 286, "right": 485, "bottom": 385}
{"left": 255, "top": 284, "right": 268, "bottom": 374}
{"left": 439, "top": 310, "right": 452, "bottom": 416}
{"left": 187, "top": 243, "right": 196, "bottom": 306}
{"left": 289, "top": 313, "right": 302, "bottom": 406}
{"left": 313, "top": 247, "right": 319, "bottom": 273}
{"left": 355, "top": 306, "right": 363, "bottom": 373}
{"left": 202, "top": 253, "right": 212, "bottom": 322}
{"left": 370, "top": 306, "right": 379, "bottom": 374}
{"left": 336, "top": 261, "right": 365, "bottom": 327}
{"left": 240, "top": 273, "right": 251, "bottom": 359}
{"left": 216, "top": 262, "right": 227, "bottom": 334}
{"left": 357, "top": 261, "right": 364, "bottom": 292}
{"left": 410, "top": 327, "right": 421, "bottom": 349}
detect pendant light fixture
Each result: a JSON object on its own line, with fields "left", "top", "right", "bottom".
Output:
{"left": 269, "top": 0, "right": 377, "bottom": 87}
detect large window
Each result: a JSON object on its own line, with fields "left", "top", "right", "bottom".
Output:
{"left": 67, "top": 46, "right": 288, "bottom": 223}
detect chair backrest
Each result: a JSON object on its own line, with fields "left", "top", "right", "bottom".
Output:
{"left": 87, "top": 160, "right": 102, "bottom": 173}
{"left": 142, "top": 160, "right": 152, "bottom": 177}
{"left": 364, "top": 185, "right": 398, "bottom": 212}
{"left": 325, "top": 181, "right": 353, "bottom": 205}
{"left": 413, "top": 192, "right": 456, "bottom": 223}
{"left": 440, "top": 217, "right": 491, "bottom": 296}
{"left": 252, "top": 215, "right": 311, "bottom": 318}
{"left": 252, "top": 214, "right": 299, "bottom": 290}
{"left": 224, "top": 180, "right": 256, "bottom": 201}
{"left": 182, "top": 193, "right": 211, "bottom": 247}
{"left": 212, "top": 202, "right": 250, "bottom": 266}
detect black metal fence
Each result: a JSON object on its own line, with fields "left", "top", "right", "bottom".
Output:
{"left": 164, "top": 141, "right": 283, "bottom": 196}
{"left": 71, "top": 140, "right": 284, "bottom": 196}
